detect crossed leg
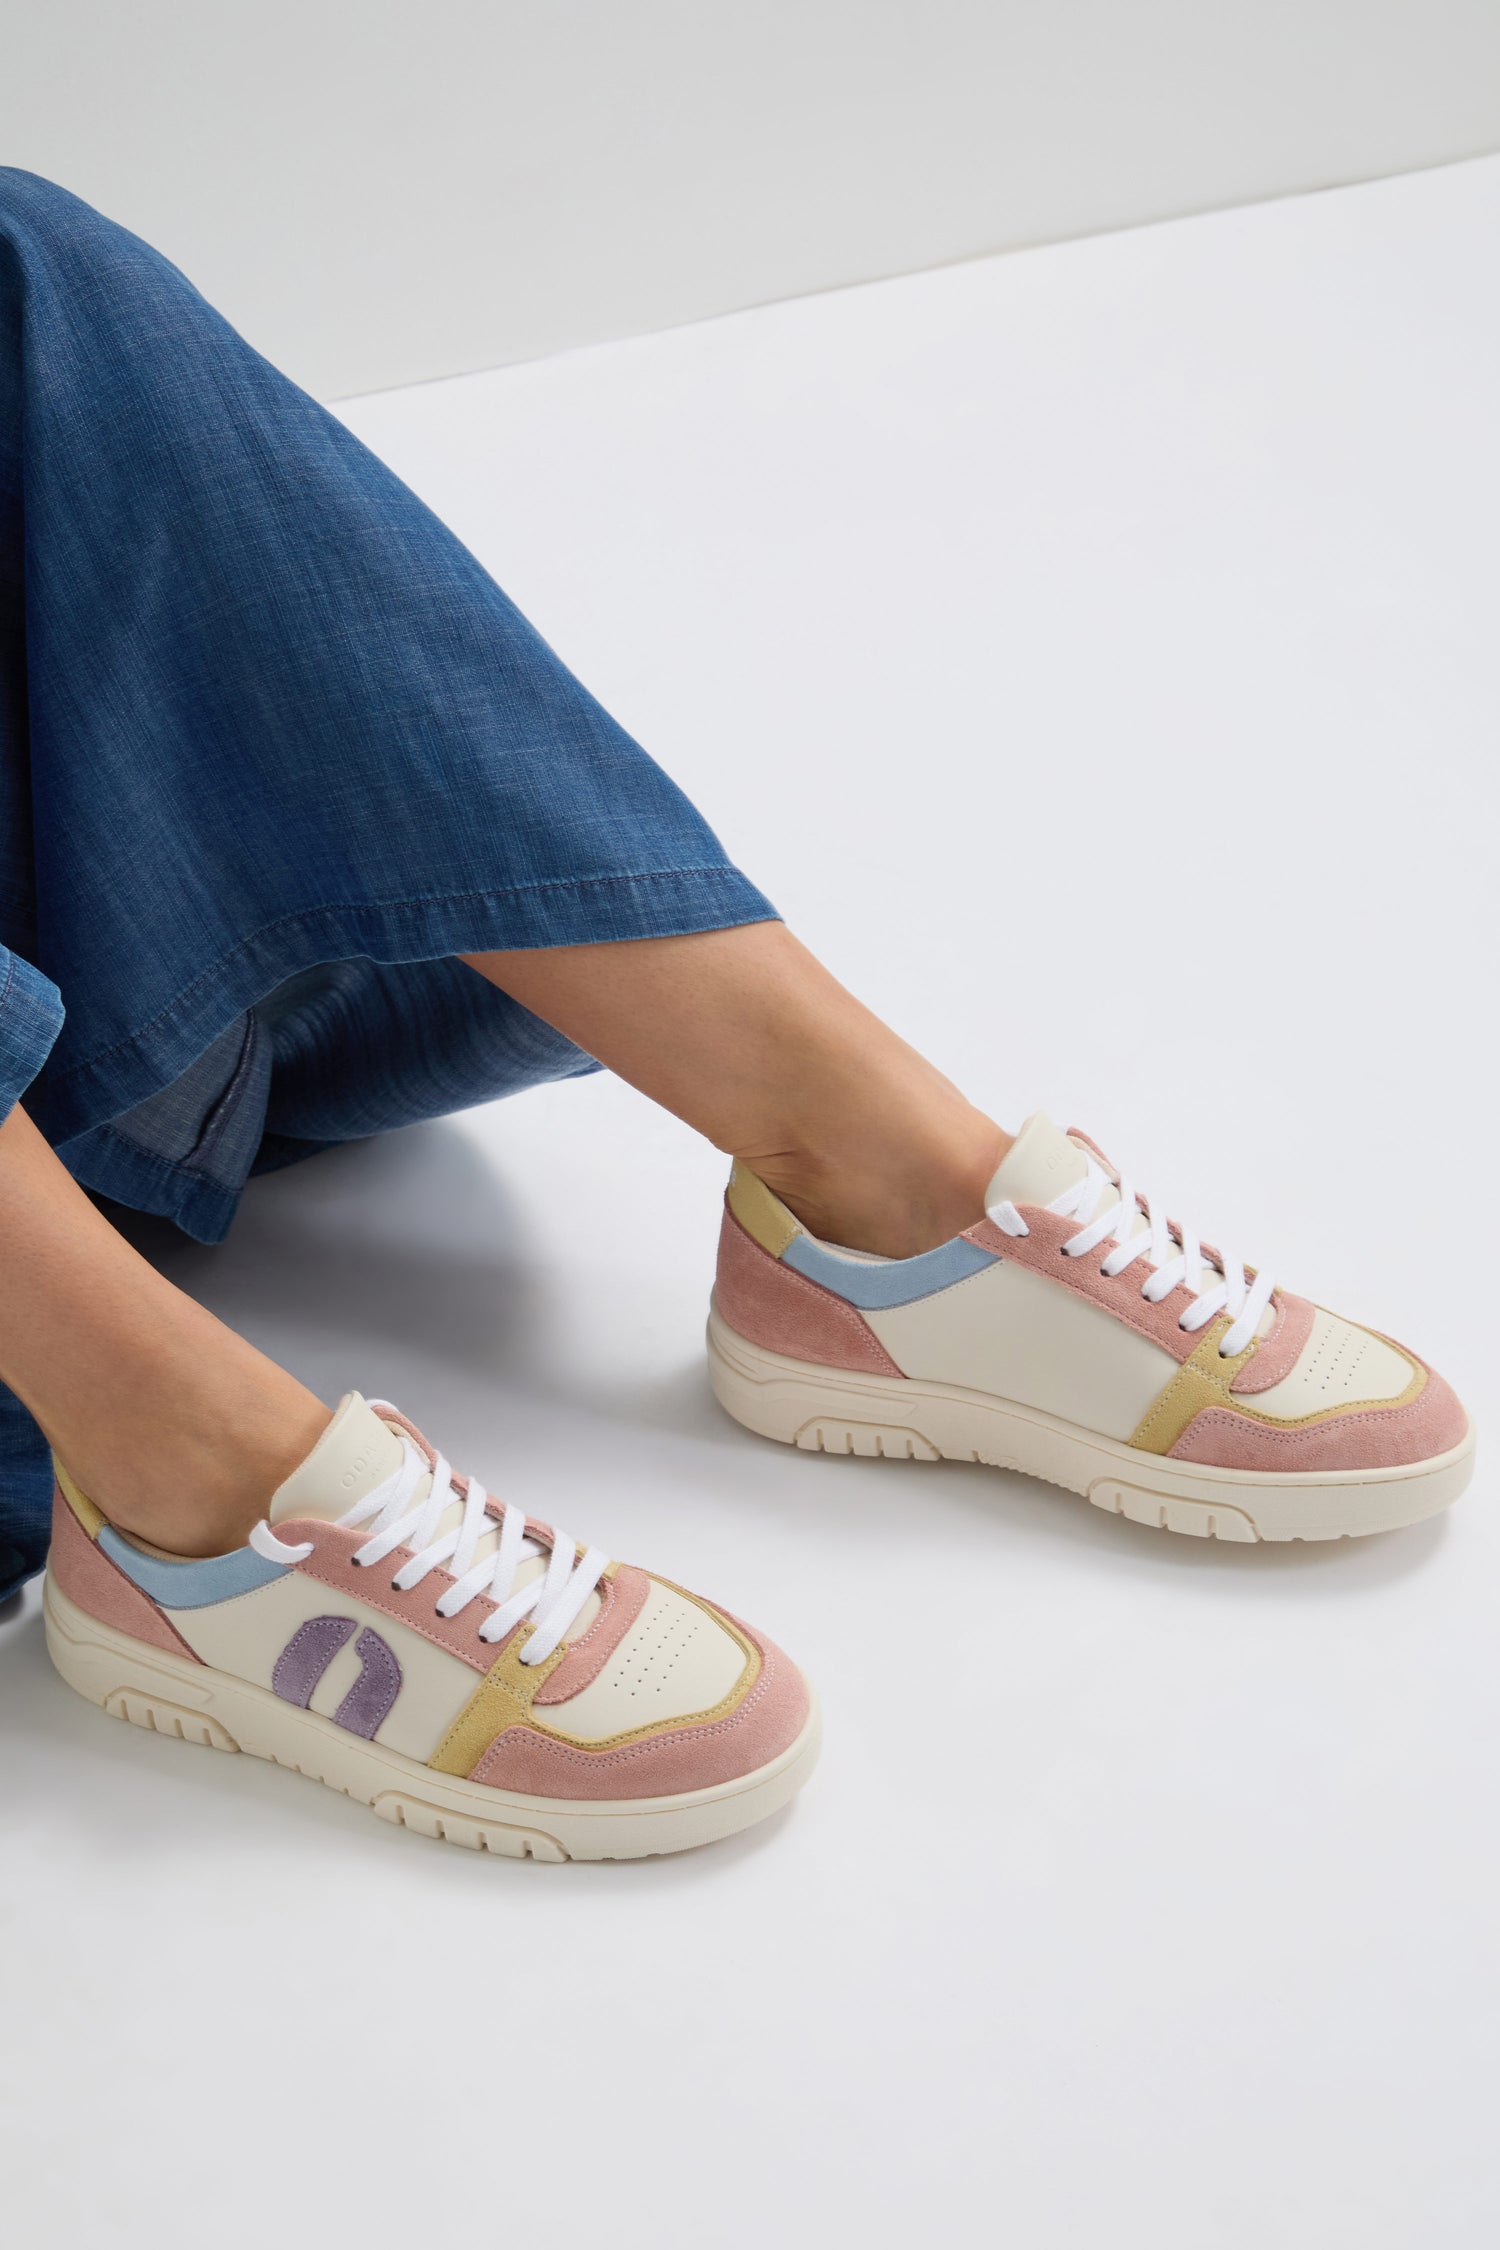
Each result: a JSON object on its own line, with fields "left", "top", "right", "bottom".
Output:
{"left": 0, "top": 922, "right": 1007, "bottom": 1557}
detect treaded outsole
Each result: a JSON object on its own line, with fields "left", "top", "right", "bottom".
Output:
{"left": 708, "top": 1308, "right": 1474, "bottom": 1543}
{"left": 45, "top": 1576, "right": 820, "bottom": 1861}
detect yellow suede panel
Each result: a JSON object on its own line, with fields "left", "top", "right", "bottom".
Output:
{"left": 434, "top": 1582, "right": 763, "bottom": 1776}
{"left": 427, "top": 1626, "right": 568, "bottom": 1777}
{"left": 53, "top": 1460, "right": 106, "bottom": 1540}
{"left": 726, "top": 1163, "right": 801, "bottom": 1258}
{"left": 1129, "top": 1314, "right": 1425, "bottom": 1455}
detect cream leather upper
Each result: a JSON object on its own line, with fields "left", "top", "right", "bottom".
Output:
{"left": 166, "top": 1569, "right": 480, "bottom": 1762}
{"left": 861, "top": 1117, "right": 1415, "bottom": 1439}
{"left": 159, "top": 1541, "right": 753, "bottom": 1757}
{"left": 864, "top": 1257, "right": 1178, "bottom": 1440}
{"left": 1237, "top": 1307, "right": 1413, "bottom": 1419}
{"left": 547, "top": 1578, "right": 748, "bottom": 1741}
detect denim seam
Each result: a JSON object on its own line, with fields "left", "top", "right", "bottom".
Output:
{"left": 188, "top": 1014, "right": 262, "bottom": 1173}
{"left": 80, "top": 1121, "right": 242, "bottom": 1197}
{"left": 63, "top": 1125, "right": 243, "bottom": 1241}
{"left": 50, "top": 865, "right": 763, "bottom": 1082}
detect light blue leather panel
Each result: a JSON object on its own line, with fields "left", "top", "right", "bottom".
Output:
{"left": 98, "top": 1527, "right": 289, "bottom": 1609}
{"left": 781, "top": 1231, "right": 997, "bottom": 1309}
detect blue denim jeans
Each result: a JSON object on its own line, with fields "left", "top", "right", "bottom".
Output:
{"left": 0, "top": 169, "right": 776, "bottom": 1595}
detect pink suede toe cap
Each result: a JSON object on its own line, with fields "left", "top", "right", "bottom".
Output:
{"left": 468, "top": 1617, "right": 812, "bottom": 1803}
{"left": 1169, "top": 1356, "right": 1470, "bottom": 1473}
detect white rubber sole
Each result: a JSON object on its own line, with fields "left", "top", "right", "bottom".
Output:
{"left": 43, "top": 1574, "right": 821, "bottom": 1861}
{"left": 708, "top": 1307, "right": 1475, "bottom": 1542}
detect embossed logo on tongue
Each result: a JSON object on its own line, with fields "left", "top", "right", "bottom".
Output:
{"left": 269, "top": 1393, "right": 406, "bottom": 1525}
{"left": 984, "top": 1112, "right": 1090, "bottom": 1211}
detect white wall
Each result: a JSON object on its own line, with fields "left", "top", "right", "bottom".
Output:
{"left": 5, "top": 0, "right": 1500, "bottom": 399}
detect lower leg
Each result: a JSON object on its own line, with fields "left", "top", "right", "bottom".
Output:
{"left": 0, "top": 917, "right": 994, "bottom": 1557}
{"left": 0, "top": 1101, "right": 327, "bottom": 1554}
{"left": 464, "top": 921, "right": 1008, "bottom": 1257}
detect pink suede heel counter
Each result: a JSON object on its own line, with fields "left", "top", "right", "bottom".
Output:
{"left": 714, "top": 1206, "right": 904, "bottom": 1376}
{"left": 47, "top": 1493, "right": 201, "bottom": 1661}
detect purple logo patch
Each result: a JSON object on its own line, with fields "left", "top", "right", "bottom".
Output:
{"left": 272, "top": 1615, "right": 402, "bottom": 1740}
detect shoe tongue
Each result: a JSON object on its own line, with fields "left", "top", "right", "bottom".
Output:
{"left": 987, "top": 1111, "right": 1266, "bottom": 1326}
{"left": 986, "top": 1108, "right": 1146, "bottom": 1255}
{"left": 268, "top": 1392, "right": 606, "bottom": 1642}
{"left": 269, "top": 1393, "right": 406, "bottom": 1524}
{"left": 984, "top": 1111, "right": 1090, "bottom": 1210}
{"left": 985, "top": 1106, "right": 1145, "bottom": 1261}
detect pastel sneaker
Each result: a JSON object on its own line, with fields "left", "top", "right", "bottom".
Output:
{"left": 44, "top": 1393, "right": 818, "bottom": 1858}
{"left": 709, "top": 1112, "right": 1474, "bottom": 1543}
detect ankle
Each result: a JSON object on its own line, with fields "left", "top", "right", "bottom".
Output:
{"left": 56, "top": 1384, "right": 330, "bottom": 1558}
{"left": 739, "top": 1112, "right": 1011, "bottom": 1259}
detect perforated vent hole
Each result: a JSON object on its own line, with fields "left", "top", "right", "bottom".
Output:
{"left": 619, "top": 1604, "right": 704, "bottom": 1701}
{"left": 1307, "top": 1319, "right": 1371, "bottom": 1397}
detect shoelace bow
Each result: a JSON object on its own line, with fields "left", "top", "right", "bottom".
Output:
{"left": 990, "top": 1157, "right": 1275, "bottom": 1360}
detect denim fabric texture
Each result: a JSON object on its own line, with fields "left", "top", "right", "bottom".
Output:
{"left": 0, "top": 170, "right": 775, "bottom": 1594}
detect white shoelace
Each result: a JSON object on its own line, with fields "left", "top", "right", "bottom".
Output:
{"left": 990, "top": 1156, "right": 1276, "bottom": 1360}
{"left": 255, "top": 1409, "right": 607, "bottom": 1665}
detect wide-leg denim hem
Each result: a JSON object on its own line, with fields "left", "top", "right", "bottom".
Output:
{"left": 0, "top": 950, "right": 66, "bottom": 1128}
{"left": 0, "top": 863, "right": 776, "bottom": 1596}
{"left": 40, "top": 864, "right": 777, "bottom": 1147}
{"left": 0, "top": 166, "right": 785, "bottom": 1597}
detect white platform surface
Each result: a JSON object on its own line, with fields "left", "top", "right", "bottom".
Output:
{"left": 3, "top": 156, "right": 1498, "bottom": 2249}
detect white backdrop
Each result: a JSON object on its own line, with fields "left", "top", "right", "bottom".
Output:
{"left": 3, "top": 156, "right": 1496, "bottom": 2248}
{"left": 3, "top": 0, "right": 1499, "bottom": 396}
